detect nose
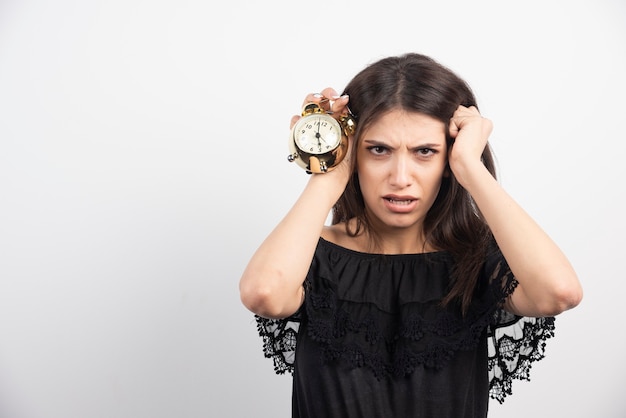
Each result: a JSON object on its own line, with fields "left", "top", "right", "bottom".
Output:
{"left": 389, "top": 154, "right": 413, "bottom": 188}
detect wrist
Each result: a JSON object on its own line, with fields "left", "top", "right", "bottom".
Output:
{"left": 306, "top": 171, "right": 349, "bottom": 208}
{"left": 451, "top": 161, "right": 493, "bottom": 192}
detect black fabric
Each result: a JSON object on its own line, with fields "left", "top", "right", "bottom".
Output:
{"left": 255, "top": 238, "right": 555, "bottom": 417}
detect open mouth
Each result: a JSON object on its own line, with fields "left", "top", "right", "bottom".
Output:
{"left": 384, "top": 198, "right": 415, "bottom": 205}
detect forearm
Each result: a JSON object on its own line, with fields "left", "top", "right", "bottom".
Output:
{"left": 462, "top": 165, "right": 582, "bottom": 316}
{"left": 239, "top": 174, "right": 343, "bottom": 318}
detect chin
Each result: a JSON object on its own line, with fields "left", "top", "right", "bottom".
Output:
{"left": 381, "top": 216, "right": 422, "bottom": 230}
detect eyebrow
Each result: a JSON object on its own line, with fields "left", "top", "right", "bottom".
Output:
{"left": 363, "top": 139, "right": 444, "bottom": 149}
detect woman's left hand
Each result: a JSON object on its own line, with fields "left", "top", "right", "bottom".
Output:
{"left": 447, "top": 105, "right": 493, "bottom": 187}
{"left": 447, "top": 106, "right": 582, "bottom": 317}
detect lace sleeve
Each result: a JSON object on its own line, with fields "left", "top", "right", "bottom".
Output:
{"left": 484, "top": 244, "right": 557, "bottom": 403}
{"left": 254, "top": 313, "right": 301, "bottom": 375}
{"left": 487, "top": 308, "right": 556, "bottom": 403}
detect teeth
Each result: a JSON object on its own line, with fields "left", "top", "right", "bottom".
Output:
{"left": 387, "top": 198, "right": 412, "bottom": 205}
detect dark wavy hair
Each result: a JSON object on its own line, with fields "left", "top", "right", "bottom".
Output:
{"left": 333, "top": 53, "right": 496, "bottom": 312}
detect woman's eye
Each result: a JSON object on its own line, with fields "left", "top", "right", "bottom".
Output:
{"left": 367, "top": 146, "right": 388, "bottom": 155}
{"left": 416, "top": 148, "right": 436, "bottom": 157}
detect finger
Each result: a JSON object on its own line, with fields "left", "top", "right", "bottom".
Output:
{"left": 289, "top": 114, "right": 300, "bottom": 130}
{"left": 452, "top": 104, "right": 480, "bottom": 117}
{"left": 302, "top": 92, "right": 325, "bottom": 107}
{"left": 316, "top": 88, "right": 339, "bottom": 113}
{"left": 481, "top": 117, "right": 494, "bottom": 137}
{"left": 301, "top": 88, "right": 350, "bottom": 117}
{"left": 449, "top": 113, "right": 492, "bottom": 139}
{"left": 301, "top": 87, "right": 339, "bottom": 108}
{"left": 319, "top": 87, "right": 340, "bottom": 99}
{"left": 330, "top": 94, "right": 350, "bottom": 116}
{"left": 449, "top": 118, "right": 460, "bottom": 138}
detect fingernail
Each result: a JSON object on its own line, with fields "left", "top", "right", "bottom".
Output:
{"left": 313, "top": 93, "right": 323, "bottom": 98}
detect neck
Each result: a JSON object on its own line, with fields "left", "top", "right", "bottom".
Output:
{"left": 362, "top": 219, "right": 431, "bottom": 255}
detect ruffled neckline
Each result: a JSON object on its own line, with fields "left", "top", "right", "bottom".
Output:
{"left": 318, "top": 236, "right": 450, "bottom": 260}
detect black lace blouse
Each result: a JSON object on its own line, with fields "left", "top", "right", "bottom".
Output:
{"left": 255, "top": 238, "right": 555, "bottom": 417}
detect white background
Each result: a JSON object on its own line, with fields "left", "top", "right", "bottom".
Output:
{"left": 0, "top": 0, "right": 624, "bottom": 417}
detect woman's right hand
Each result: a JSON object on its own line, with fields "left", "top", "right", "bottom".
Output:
{"left": 290, "top": 87, "right": 355, "bottom": 191}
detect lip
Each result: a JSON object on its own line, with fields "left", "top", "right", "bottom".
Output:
{"left": 382, "top": 195, "right": 418, "bottom": 213}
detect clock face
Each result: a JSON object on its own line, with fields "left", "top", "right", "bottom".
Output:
{"left": 293, "top": 114, "right": 342, "bottom": 155}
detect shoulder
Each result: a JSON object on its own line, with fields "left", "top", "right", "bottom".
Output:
{"left": 320, "top": 223, "right": 345, "bottom": 244}
{"left": 321, "top": 221, "right": 369, "bottom": 252}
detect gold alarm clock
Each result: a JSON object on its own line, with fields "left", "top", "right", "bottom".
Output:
{"left": 287, "top": 102, "right": 356, "bottom": 173}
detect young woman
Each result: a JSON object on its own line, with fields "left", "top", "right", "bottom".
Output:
{"left": 239, "top": 53, "right": 582, "bottom": 417}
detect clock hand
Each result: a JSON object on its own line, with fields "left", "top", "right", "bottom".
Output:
{"left": 316, "top": 117, "right": 322, "bottom": 151}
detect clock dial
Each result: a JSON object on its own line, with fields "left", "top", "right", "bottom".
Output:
{"left": 287, "top": 102, "right": 354, "bottom": 173}
{"left": 293, "top": 114, "right": 341, "bottom": 155}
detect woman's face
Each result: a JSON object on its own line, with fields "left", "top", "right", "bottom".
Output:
{"left": 356, "top": 109, "right": 448, "bottom": 232}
